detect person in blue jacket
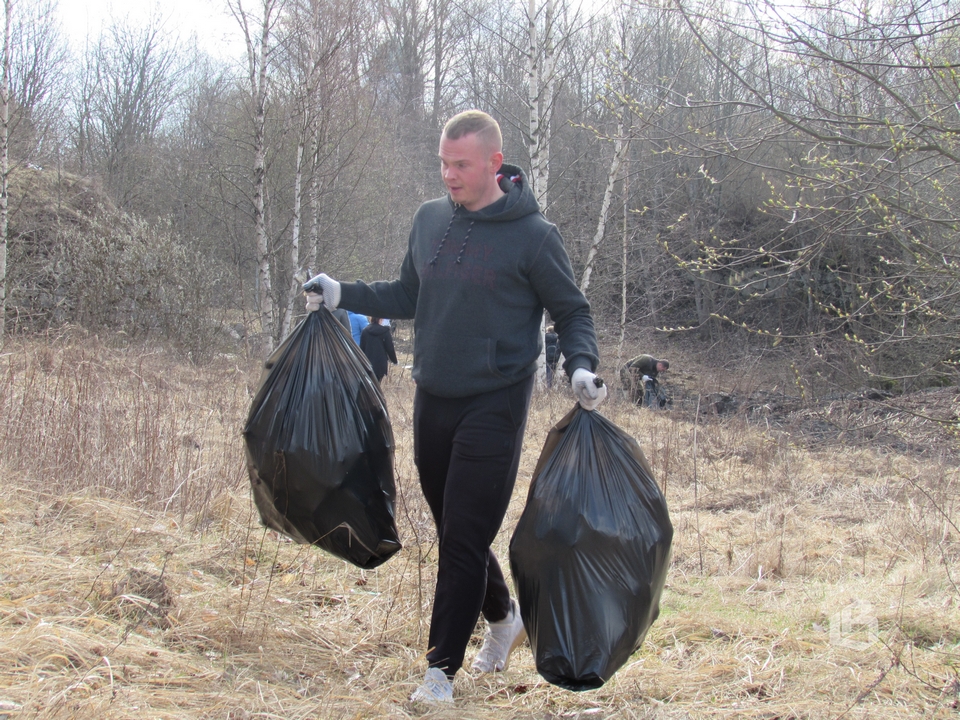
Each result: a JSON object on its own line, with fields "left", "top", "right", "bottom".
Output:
{"left": 303, "top": 110, "right": 606, "bottom": 704}
{"left": 347, "top": 311, "right": 368, "bottom": 344}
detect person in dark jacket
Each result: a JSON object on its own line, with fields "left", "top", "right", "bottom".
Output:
{"left": 360, "top": 317, "right": 398, "bottom": 381}
{"left": 303, "top": 110, "right": 606, "bottom": 704}
{"left": 621, "top": 354, "right": 669, "bottom": 407}
{"left": 544, "top": 325, "right": 559, "bottom": 388}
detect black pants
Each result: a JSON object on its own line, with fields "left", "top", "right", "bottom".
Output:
{"left": 413, "top": 376, "right": 534, "bottom": 676}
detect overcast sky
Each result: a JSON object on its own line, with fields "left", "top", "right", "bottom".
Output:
{"left": 57, "top": 0, "right": 244, "bottom": 60}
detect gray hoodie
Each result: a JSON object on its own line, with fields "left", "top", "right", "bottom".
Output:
{"left": 339, "top": 163, "right": 599, "bottom": 398}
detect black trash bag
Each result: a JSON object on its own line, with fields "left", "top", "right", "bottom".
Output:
{"left": 243, "top": 308, "right": 402, "bottom": 569}
{"left": 509, "top": 405, "right": 672, "bottom": 691}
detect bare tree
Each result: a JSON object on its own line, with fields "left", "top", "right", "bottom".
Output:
{"left": 667, "top": 0, "right": 960, "bottom": 385}
{"left": 428, "top": 0, "right": 452, "bottom": 126}
{"left": 570, "top": 3, "right": 694, "bottom": 335}
{"left": 272, "top": 0, "right": 385, "bottom": 337}
{"left": 0, "top": 0, "right": 69, "bottom": 345}
{"left": 579, "top": 17, "right": 632, "bottom": 296}
{"left": 525, "top": 0, "right": 556, "bottom": 207}
{"left": 69, "top": 41, "right": 96, "bottom": 175}
{"left": 378, "top": 0, "right": 428, "bottom": 123}
{"left": 232, "top": 0, "right": 282, "bottom": 353}
{"left": 82, "top": 16, "right": 181, "bottom": 210}
{"left": 8, "top": 0, "right": 66, "bottom": 165}
{"left": 0, "top": 0, "right": 10, "bottom": 347}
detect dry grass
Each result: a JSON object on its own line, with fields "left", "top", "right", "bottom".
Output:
{"left": 0, "top": 336, "right": 957, "bottom": 719}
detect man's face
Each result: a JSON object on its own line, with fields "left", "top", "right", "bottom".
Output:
{"left": 439, "top": 132, "right": 502, "bottom": 211}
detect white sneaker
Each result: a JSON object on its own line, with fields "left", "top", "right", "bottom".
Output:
{"left": 471, "top": 598, "right": 527, "bottom": 673}
{"left": 410, "top": 667, "right": 453, "bottom": 704}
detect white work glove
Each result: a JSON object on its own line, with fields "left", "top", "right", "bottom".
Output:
{"left": 641, "top": 375, "right": 652, "bottom": 385}
{"left": 571, "top": 368, "right": 607, "bottom": 412}
{"left": 302, "top": 273, "right": 341, "bottom": 312}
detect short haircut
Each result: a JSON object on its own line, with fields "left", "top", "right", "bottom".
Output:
{"left": 659, "top": 360, "right": 670, "bottom": 370}
{"left": 442, "top": 110, "right": 502, "bottom": 153}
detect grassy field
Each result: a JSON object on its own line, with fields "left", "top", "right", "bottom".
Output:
{"left": 0, "top": 334, "right": 957, "bottom": 719}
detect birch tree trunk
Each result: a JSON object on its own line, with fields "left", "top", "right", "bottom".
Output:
{"left": 579, "top": 130, "right": 626, "bottom": 293}
{"left": 580, "top": 22, "right": 631, "bottom": 296}
{"left": 430, "top": 0, "right": 448, "bottom": 128}
{"left": 303, "top": 0, "right": 321, "bottom": 278}
{"left": 308, "top": 123, "right": 320, "bottom": 274}
{"left": 233, "top": 0, "right": 277, "bottom": 353}
{"left": 0, "top": 0, "right": 9, "bottom": 348}
{"left": 526, "top": 0, "right": 554, "bottom": 209}
{"left": 619, "top": 170, "right": 628, "bottom": 363}
{"left": 282, "top": 132, "right": 305, "bottom": 338}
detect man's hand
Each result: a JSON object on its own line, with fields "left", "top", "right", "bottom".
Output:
{"left": 571, "top": 368, "right": 607, "bottom": 412}
{"left": 302, "top": 273, "right": 341, "bottom": 312}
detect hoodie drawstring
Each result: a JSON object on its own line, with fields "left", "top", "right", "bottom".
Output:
{"left": 455, "top": 221, "right": 475, "bottom": 264}
{"left": 429, "top": 205, "right": 475, "bottom": 266}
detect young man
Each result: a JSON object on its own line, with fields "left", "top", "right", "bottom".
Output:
{"left": 304, "top": 110, "right": 606, "bottom": 703}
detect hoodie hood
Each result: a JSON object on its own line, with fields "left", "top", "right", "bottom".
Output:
{"left": 429, "top": 164, "right": 541, "bottom": 267}
{"left": 363, "top": 323, "right": 390, "bottom": 337}
{"left": 452, "top": 163, "right": 541, "bottom": 222}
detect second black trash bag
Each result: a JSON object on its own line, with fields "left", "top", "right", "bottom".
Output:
{"left": 243, "top": 308, "right": 402, "bottom": 569}
{"left": 509, "top": 405, "right": 672, "bottom": 690}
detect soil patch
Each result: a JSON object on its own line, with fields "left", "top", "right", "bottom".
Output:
{"left": 655, "top": 383, "right": 960, "bottom": 461}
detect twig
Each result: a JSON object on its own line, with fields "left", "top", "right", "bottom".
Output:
{"left": 900, "top": 472, "right": 960, "bottom": 537}
{"left": 694, "top": 394, "right": 703, "bottom": 575}
{"left": 834, "top": 652, "right": 901, "bottom": 719}
{"left": 81, "top": 502, "right": 152, "bottom": 605}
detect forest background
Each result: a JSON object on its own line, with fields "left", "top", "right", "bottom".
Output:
{"left": 0, "top": 0, "right": 958, "bottom": 718}
{"left": 3, "top": 0, "right": 960, "bottom": 390}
